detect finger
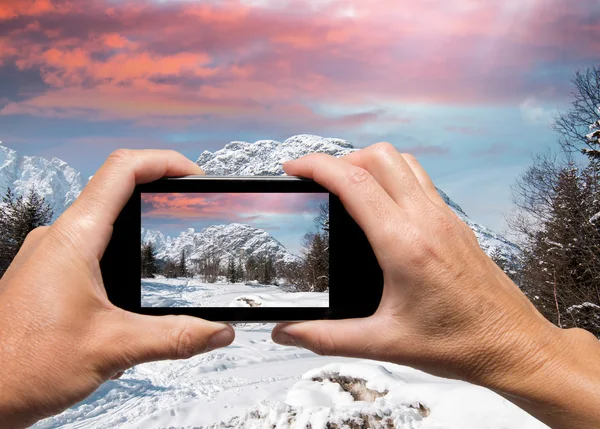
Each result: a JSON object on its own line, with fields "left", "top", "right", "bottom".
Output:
{"left": 102, "top": 311, "right": 234, "bottom": 370}
{"left": 283, "top": 153, "right": 401, "bottom": 246}
{"left": 55, "top": 149, "right": 204, "bottom": 258}
{"left": 341, "top": 143, "right": 429, "bottom": 209}
{"left": 398, "top": 152, "right": 449, "bottom": 209}
{"left": 272, "top": 318, "right": 389, "bottom": 359}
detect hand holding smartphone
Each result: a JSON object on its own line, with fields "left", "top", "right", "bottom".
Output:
{"left": 101, "top": 176, "right": 383, "bottom": 322}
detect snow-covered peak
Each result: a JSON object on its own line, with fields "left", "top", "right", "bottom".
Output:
{"left": 0, "top": 143, "right": 84, "bottom": 221}
{"left": 142, "top": 223, "right": 299, "bottom": 268}
{"left": 196, "top": 134, "right": 521, "bottom": 261}
{"left": 196, "top": 134, "right": 355, "bottom": 176}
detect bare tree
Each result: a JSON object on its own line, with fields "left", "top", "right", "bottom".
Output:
{"left": 553, "top": 66, "right": 600, "bottom": 156}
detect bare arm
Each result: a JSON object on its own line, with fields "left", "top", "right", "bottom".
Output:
{"left": 272, "top": 143, "right": 600, "bottom": 429}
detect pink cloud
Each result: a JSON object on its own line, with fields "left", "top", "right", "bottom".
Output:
{"left": 141, "top": 192, "right": 328, "bottom": 220}
{"left": 0, "top": 0, "right": 598, "bottom": 123}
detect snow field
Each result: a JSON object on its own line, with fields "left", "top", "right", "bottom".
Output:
{"left": 34, "top": 324, "right": 548, "bottom": 429}
{"left": 141, "top": 278, "right": 329, "bottom": 308}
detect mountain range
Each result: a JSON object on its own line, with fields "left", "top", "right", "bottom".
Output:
{"left": 0, "top": 135, "right": 520, "bottom": 262}
{"left": 0, "top": 142, "right": 84, "bottom": 220}
{"left": 196, "top": 135, "right": 521, "bottom": 259}
{"left": 141, "top": 223, "right": 298, "bottom": 269}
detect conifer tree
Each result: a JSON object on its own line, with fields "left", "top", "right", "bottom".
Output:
{"left": 141, "top": 241, "right": 158, "bottom": 278}
{"left": 177, "top": 249, "right": 188, "bottom": 278}
{"left": 227, "top": 256, "right": 238, "bottom": 284}
{"left": 0, "top": 187, "right": 53, "bottom": 276}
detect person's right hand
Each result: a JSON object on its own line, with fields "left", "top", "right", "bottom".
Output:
{"left": 272, "top": 143, "right": 600, "bottom": 429}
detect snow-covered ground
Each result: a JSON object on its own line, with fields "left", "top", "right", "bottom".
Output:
{"left": 141, "top": 278, "right": 329, "bottom": 308}
{"left": 33, "top": 324, "right": 548, "bottom": 429}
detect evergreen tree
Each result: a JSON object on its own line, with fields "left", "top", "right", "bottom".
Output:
{"left": 141, "top": 241, "right": 158, "bottom": 278}
{"left": 245, "top": 256, "right": 258, "bottom": 282}
{"left": 519, "top": 164, "right": 600, "bottom": 333}
{"left": 227, "top": 256, "right": 238, "bottom": 284}
{"left": 0, "top": 187, "right": 53, "bottom": 276}
{"left": 306, "top": 233, "right": 329, "bottom": 292}
{"left": 177, "top": 249, "right": 188, "bottom": 278}
{"left": 162, "top": 260, "right": 178, "bottom": 278}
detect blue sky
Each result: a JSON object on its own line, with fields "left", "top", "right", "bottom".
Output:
{"left": 1, "top": 0, "right": 599, "bottom": 235}
{"left": 141, "top": 192, "right": 328, "bottom": 254}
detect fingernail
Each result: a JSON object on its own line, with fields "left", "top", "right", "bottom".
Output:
{"left": 206, "top": 328, "right": 234, "bottom": 351}
{"left": 273, "top": 330, "right": 298, "bottom": 347}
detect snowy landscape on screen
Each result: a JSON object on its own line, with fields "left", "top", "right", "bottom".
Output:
{"left": 0, "top": 137, "right": 548, "bottom": 428}
{"left": 140, "top": 192, "right": 330, "bottom": 308}
{"left": 141, "top": 278, "right": 329, "bottom": 308}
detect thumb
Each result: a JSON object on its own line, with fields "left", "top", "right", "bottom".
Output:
{"left": 272, "top": 317, "right": 385, "bottom": 358}
{"left": 103, "top": 311, "right": 235, "bottom": 370}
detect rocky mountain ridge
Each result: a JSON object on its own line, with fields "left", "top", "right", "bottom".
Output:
{"left": 141, "top": 223, "right": 298, "bottom": 269}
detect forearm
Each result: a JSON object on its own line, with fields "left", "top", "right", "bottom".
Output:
{"left": 478, "top": 325, "right": 600, "bottom": 428}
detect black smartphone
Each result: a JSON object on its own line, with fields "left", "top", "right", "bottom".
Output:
{"left": 101, "top": 176, "right": 383, "bottom": 322}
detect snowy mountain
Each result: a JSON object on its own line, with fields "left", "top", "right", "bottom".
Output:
{"left": 0, "top": 142, "right": 84, "bottom": 220}
{"left": 196, "top": 135, "right": 355, "bottom": 176}
{"left": 197, "top": 134, "right": 521, "bottom": 261}
{"left": 142, "top": 223, "right": 299, "bottom": 268}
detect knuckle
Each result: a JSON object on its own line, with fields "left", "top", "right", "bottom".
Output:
{"left": 402, "top": 224, "right": 438, "bottom": 269}
{"left": 107, "top": 148, "right": 134, "bottom": 165}
{"left": 345, "top": 166, "right": 371, "bottom": 185}
{"left": 170, "top": 323, "right": 198, "bottom": 360}
{"left": 400, "top": 152, "right": 418, "bottom": 164}
{"left": 372, "top": 141, "right": 397, "bottom": 156}
{"left": 314, "top": 331, "right": 336, "bottom": 356}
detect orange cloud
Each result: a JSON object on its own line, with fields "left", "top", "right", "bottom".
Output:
{"left": 0, "top": 0, "right": 598, "bottom": 124}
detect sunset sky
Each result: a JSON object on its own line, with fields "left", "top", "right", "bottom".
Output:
{"left": 141, "top": 192, "right": 328, "bottom": 253}
{"left": 1, "top": 0, "right": 599, "bottom": 233}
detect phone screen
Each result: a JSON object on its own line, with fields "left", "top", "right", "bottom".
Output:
{"left": 140, "top": 192, "right": 330, "bottom": 308}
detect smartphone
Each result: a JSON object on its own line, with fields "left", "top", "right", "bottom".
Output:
{"left": 101, "top": 176, "right": 383, "bottom": 322}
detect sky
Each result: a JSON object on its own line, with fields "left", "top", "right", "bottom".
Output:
{"left": 0, "top": 0, "right": 599, "bottom": 235}
{"left": 141, "top": 192, "right": 328, "bottom": 253}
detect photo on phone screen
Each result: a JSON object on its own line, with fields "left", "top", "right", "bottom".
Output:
{"left": 140, "top": 192, "right": 330, "bottom": 308}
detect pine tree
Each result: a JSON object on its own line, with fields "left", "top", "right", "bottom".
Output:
{"left": 162, "top": 260, "right": 178, "bottom": 278}
{"left": 141, "top": 241, "right": 158, "bottom": 278}
{"left": 521, "top": 164, "right": 600, "bottom": 333}
{"left": 258, "top": 255, "right": 276, "bottom": 285}
{"left": 227, "top": 256, "right": 237, "bottom": 284}
{"left": 245, "top": 256, "right": 258, "bottom": 282}
{"left": 489, "top": 248, "right": 507, "bottom": 272}
{"left": 0, "top": 187, "right": 53, "bottom": 276}
{"left": 177, "top": 249, "right": 188, "bottom": 278}
{"left": 306, "top": 233, "right": 329, "bottom": 292}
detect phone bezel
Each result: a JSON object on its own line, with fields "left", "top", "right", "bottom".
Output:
{"left": 101, "top": 176, "right": 383, "bottom": 322}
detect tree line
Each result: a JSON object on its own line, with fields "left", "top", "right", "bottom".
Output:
{"left": 141, "top": 202, "right": 330, "bottom": 292}
{"left": 495, "top": 66, "right": 600, "bottom": 337}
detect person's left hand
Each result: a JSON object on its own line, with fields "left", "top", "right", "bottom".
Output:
{"left": 0, "top": 149, "right": 235, "bottom": 428}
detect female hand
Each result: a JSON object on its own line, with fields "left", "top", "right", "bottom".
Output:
{"left": 0, "top": 150, "right": 235, "bottom": 428}
{"left": 272, "top": 143, "right": 600, "bottom": 429}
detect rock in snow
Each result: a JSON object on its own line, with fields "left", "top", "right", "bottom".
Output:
{"left": 0, "top": 142, "right": 84, "bottom": 220}
{"left": 141, "top": 223, "right": 298, "bottom": 267}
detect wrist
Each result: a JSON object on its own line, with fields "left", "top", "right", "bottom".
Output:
{"left": 473, "top": 321, "right": 600, "bottom": 428}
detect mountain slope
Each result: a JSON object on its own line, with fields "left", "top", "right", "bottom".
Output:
{"left": 197, "top": 134, "right": 521, "bottom": 261}
{"left": 0, "top": 142, "right": 84, "bottom": 220}
{"left": 142, "top": 223, "right": 298, "bottom": 268}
